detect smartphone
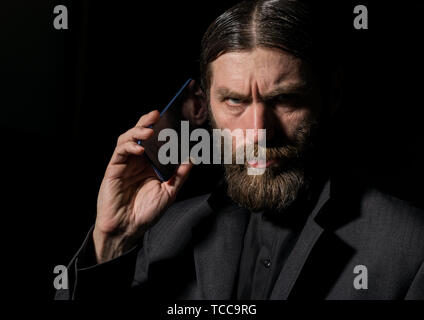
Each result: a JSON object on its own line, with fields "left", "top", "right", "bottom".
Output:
{"left": 138, "top": 78, "right": 193, "bottom": 181}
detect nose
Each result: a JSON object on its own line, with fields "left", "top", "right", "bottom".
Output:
{"left": 245, "top": 102, "right": 275, "bottom": 143}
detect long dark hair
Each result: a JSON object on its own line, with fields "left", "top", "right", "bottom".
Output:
{"left": 200, "top": 0, "right": 342, "bottom": 94}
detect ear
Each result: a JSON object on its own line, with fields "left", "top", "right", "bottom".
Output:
{"left": 182, "top": 80, "right": 208, "bottom": 127}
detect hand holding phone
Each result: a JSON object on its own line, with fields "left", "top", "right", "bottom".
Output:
{"left": 93, "top": 81, "right": 200, "bottom": 263}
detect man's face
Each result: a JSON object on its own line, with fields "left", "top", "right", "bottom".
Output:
{"left": 208, "top": 47, "right": 322, "bottom": 212}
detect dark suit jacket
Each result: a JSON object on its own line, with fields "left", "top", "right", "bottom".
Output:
{"left": 56, "top": 178, "right": 424, "bottom": 300}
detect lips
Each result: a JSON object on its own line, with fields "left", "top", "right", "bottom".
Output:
{"left": 247, "top": 159, "right": 276, "bottom": 168}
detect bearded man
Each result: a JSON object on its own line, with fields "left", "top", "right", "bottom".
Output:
{"left": 56, "top": 0, "right": 424, "bottom": 300}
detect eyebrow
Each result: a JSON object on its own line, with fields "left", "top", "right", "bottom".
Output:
{"left": 261, "top": 83, "right": 310, "bottom": 100}
{"left": 215, "top": 87, "right": 248, "bottom": 101}
{"left": 214, "top": 82, "right": 310, "bottom": 102}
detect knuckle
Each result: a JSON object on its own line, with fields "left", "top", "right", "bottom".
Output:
{"left": 117, "top": 134, "right": 125, "bottom": 144}
{"left": 134, "top": 125, "right": 145, "bottom": 131}
{"left": 121, "top": 141, "right": 131, "bottom": 150}
{"left": 114, "top": 144, "right": 123, "bottom": 154}
{"left": 139, "top": 114, "right": 147, "bottom": 123}
{"left": 134, "top": 126, "right": 153, "bottom": 138}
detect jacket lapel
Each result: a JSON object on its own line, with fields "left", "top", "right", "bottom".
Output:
{"left": 193, "top": 193, "right": 250, "bottom": 299}
{"left": 270, "top": 180, "right": 331, "bottom": 299}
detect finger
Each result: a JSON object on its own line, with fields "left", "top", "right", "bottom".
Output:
{"left": 110, "top": 141, "right": 145, "bottom": 165}
{"left": 164, "top": 160, "right": 194, "bottom": 194}
{"left": 135, "top": 110, "right": 160, "bottom": 128}
{"left": 117, "top": 126, "right": 154, "bottom": 146}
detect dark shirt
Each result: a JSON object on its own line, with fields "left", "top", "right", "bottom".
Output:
{"left": 235, "top": 190, "right": 319, "bottom": 299}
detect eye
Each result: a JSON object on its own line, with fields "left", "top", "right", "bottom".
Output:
{"left": 273, "top": 94, "right": 303, "bottom": 109}
{"left": 275, "top": 94, "right": 295, "bottom": 103}
{"left": 226, "top": 97, "right": 243, "bottom": 106}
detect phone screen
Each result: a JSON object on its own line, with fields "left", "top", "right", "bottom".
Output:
{"left": 138, "top": 78, "right": 194, "bottom": 181}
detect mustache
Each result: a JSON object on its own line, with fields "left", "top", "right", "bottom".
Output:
{"left": 230, "top": 144, "right": 300, "bottom": 166}
{"left": 228, "top": 136, "right": 307, "bottom": 169}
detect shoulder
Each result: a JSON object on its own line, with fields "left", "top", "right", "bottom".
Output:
{"left": 333, "top": 180, "right": 424, "bottom": 264}
{"left": 360, "top": 187, "right": 424, "bottom": 230}
{"left": 331, "top": 176, "right": 424, "bottom": 231}
{"left": 144, "top": 193, "right": 213, "bottom": 256}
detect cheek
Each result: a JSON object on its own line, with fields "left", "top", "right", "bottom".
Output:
{"left": 279, "top": 109, "right": 311, "bottom": 137}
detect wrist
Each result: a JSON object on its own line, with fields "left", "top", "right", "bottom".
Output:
{"left": 92, "top": 227, "right": 136, "bottom": 264}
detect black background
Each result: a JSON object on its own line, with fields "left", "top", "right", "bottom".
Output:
{"left": 1, "top": 0, "right": 423, "bottom": 300}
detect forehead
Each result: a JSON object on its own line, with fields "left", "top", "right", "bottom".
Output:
{"left": 210, "top": 47, "right": 309, "bottom": 91}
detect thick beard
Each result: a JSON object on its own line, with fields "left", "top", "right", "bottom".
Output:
{"left": 225, "top": 165, "right": 305, "bottom": 211}
{"left": 220, "top": 118, "right": 318, "bottom": 213}
{"left": 225, "top": 162, "right": 307, "bottom": 212}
